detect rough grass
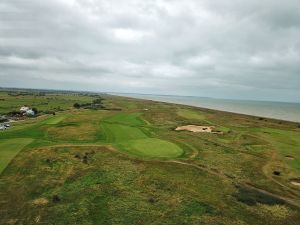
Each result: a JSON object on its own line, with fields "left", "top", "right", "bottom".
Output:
{"left": 177, "top": 109, "right": 206, "bottom": 121}
{"left": 47, "top": 124, "right": 98, "bottom": 142}
{"left": 0, "top": 138, "right": 33, "bottom": 174}
{"left": 0, "top": 146, "right": 241, "bottom": 225}
{"left": 255, "top": 128, "right": 300, "bottom": 172}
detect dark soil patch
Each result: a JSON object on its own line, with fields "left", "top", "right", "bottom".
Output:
{"left": 273, "top": 171, "right": 281, "bottom": 176}
{"left": 74, "top": 154, "right": 81, "bottom": 159}
{"left": 148, "top": 197, "right": 157, "bottom": 204}
{"left": 52, "top": 194, "right": 61, "bottom": 203}
{"left": 234, "top": 186, "right": 285, "bottom": 206}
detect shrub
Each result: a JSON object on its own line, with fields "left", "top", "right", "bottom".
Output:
{"left": 234, "top": 186, "right": 284, "bottom": 206}
{"left": 32, "top": 108, "right": 38, "bottom": 115}
{"left": 73, "top": 103, "right": 81, "bottom": 109}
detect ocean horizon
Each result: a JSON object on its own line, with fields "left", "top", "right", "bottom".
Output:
{"left": 114, "top": 93, "right": 300, "bottom": 123}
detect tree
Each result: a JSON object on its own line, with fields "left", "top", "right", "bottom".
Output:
{"left": 32, "top": 108, "right": 38, "bottom": 115}
{"left": 92, "top": 98, "right": 103, "bottom": 104}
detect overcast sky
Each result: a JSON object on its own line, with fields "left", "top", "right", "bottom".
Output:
{"left": 0, "top": 0, "right": 300, "bottom": 102}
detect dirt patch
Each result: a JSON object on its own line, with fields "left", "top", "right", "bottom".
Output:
{"left": 285, "top": 155, "right": 295, "bottom": 160}
{"left": 290, "top": 178, "right": 300, "bottom": 186}
{"left": 175, "top": 125, "right": 222, "bottom": 134}
{"left": 33, "top": 198, "right": 49, "bottom": 205}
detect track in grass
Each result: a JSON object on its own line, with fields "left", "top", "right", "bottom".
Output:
{"left": 0, "top": 138, "right": 33, "bottom": 174}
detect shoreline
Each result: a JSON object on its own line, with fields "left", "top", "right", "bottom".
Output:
{"left": 113, "top": 93, "right": 300, "bottom": 124}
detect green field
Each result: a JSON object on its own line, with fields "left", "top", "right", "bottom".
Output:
{"left": 0, "top": 138, "right": 33, "bottom": 173}
{"left": 0, "top": 91, "right": 300, "bottom": 225}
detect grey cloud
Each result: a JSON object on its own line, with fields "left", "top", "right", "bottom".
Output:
{"left": 0, "top": 0, "right": 300, "bottom": 102}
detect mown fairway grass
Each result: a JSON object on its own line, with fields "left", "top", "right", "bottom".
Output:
{"left": 44, "top": 116, "right": 65, "bottom": 125}
{"left": 103, "top": 112, "right": 144, "bottom": 126}
{"left": 102, "top": 112, "right": 184, "bottom": 158}
{"left": 101, "top": 123, "right": 148, "bottom": 142}
{"left": 0, "top": 138, "right": 33, "bottom": 173}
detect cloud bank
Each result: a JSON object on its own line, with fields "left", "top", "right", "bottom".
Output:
{"left": 0, "top": 0, "right": 300, "bottom": 102}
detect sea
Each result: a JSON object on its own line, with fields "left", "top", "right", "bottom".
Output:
{"left": 114, "top": 93, "right": 300, "bottom": 123}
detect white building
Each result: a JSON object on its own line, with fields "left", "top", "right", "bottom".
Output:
{"left": 20, "top": 106, "right": 30, "bottom": 112}
{"left": 25, "top": 109, "right": 35, "bottom": 116}
{"left": 20, "top": 106, "right": 35, "bottom": 116}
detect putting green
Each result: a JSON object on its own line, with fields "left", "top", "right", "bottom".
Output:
{"left": 123, "top": 138, "right": 183, "bottom": 158}
{"left": 0, "top": 138, "right": 33, "bottom": 174}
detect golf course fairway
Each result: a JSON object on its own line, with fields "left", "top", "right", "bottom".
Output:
{"left": 0, "top": 92, "right": 300, "bottom": 225}
{"left": 0, "top": 138, "right": 33, "bottom": 174}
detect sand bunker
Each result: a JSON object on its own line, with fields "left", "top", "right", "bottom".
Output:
{"left": 175, "top": 125, "right": 221, "bottom": 133}
{"left": 291, "top": 181, "right": 300, "bottom": 186}
{"left": 285, "top": 155, "right": 295, "bottom": 160}
{"left": 290, "top": 179, "right": 300, "bottom": 186}
{"left": 33, "top": 198, "right": 49, "bottom": 205}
